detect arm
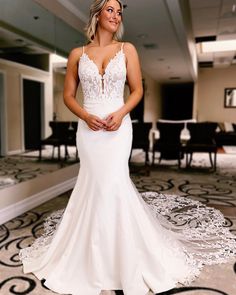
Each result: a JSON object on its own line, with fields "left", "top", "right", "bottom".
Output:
{"left": 63, "top": 48, "right": 107, "bottom": 131}
{"left": 105, "top": 42, "right": 143, "bottom": 131}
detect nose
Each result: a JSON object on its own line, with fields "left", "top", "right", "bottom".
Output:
{"left": 111, "top": 12, "right": 117, "bottom": 19}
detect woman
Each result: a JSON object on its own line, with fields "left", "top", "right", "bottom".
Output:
{"left": 19, "top": 0, "right": 236, "bottom": 294}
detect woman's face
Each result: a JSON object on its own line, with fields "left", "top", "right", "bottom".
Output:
{"left": 98, "top": 0, "right": 122, "bottom": 34}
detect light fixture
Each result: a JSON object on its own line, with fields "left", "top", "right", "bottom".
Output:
{"left": 51, "top": 53, "right": 67, "bottom": 63}
{"left": 200, "top": 39, "right": 236, "bottom": 53}
{"left": 137, "top": 33, "right": 148, "bottom": 39}
{"left": 143, "top": 43, "right": 158, "bottom": 49}
{"left": 169, "top": 77, "right": 181, "bottom": 80}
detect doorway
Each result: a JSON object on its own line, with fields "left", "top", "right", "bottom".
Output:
{"left": 23, "top": 79, "right": 44, "bottom": 150}
{"left": 0, "top": 72, "right": 7, "bottom": 156}
{"left": 161, "top": 83, "right": 194, "bottom": 120}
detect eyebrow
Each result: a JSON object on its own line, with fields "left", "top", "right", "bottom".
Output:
{"left": 106, "top": 5, "right": 122, "bottom": 11}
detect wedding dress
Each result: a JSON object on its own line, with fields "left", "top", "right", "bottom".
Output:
{"left": 19, "top": 43, "right": 236, "bottom": 295}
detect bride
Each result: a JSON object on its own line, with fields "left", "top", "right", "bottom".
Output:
{"left": 19, "top": 0, "right": 236, "bottom": 294}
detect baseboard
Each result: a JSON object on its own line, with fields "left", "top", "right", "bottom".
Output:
{"left": 0, "top": 176, "right": 77, "bottom": 225}
{"left": 7, "top": 149, "right": 23, "bottom": 155}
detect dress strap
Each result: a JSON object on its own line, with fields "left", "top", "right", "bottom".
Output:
{"left": 82, "top": 46, "right": 85, "bottom": 54}
{"left": 121, "top": 42, "right": 125, "bottom": 51}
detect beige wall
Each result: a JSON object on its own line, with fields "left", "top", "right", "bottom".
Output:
{"left": 142, "top": 70, "right": 162, "bottom": 124}
{"left": 53, "top": 71, "right": 83, "bottom": 121}
{"left": 197, "top": 65, "right": 236, "bottom": 123}
{"left": 0, "top": 59, "right": 53, "bottom": 154}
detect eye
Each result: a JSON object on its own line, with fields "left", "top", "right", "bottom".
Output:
{"left": 117, "top": 11, "right": 122, "bottom": 16}
{"left": 107, "top": 8, "right": 113, "bottom": 13}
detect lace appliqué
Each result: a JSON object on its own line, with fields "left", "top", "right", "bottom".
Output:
{"left": 78, "top": 50, "right": 126, "bottom": 101}
{"left": 19, "top": 209, "right": 64, "bottom": 262}
{"left": 19, "top": 192, "right": 236, "bottom": 286}
{"left": 142, "top": 193, "right": 236, "bottom": 265}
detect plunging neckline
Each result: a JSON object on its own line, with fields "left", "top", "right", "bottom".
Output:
{"left": 81, "top": 48, "right": 124, "bottom": 79}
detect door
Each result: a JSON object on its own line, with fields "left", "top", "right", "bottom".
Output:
{"left": 161, "top": 83, "right": 194, "bottom": 120}
{"left": 0, "top": 73, "right": 6, "bottom": 156}
{"left": 23, "top": 79, "right": 44, "bottom": 150}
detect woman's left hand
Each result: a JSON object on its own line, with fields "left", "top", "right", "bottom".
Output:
{"left": 104, "top": 111, "right": 124, "bottom": 131}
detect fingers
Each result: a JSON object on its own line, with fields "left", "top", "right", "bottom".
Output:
{"left": 86, "top": 113, "right": 121, "bottom": 131}
{"left": 104, "top": 115, "right": 121, "bottom": 131}
{"left": 88, "top": 115, "right": 107, "bottom": 131}
{"left": 91, "top": 119, "right": 105, "bottom": 130}
{"left": 106, "top": 121, "right": 120, "bottom": 131}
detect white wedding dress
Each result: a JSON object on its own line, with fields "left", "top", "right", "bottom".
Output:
{"left": 19, "top": 43, "right": 236, "bottom": 295}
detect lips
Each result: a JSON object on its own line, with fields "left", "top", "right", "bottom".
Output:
{"left": 109, "top": 21, "right": 118, "bottom": 25}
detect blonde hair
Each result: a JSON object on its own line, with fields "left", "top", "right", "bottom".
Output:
{"left": 85, "top": 0, "right": 124, "bottom": 42}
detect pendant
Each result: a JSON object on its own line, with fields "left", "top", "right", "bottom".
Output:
{"left": 101, "top": 77, "right": 104, "bottom": 94}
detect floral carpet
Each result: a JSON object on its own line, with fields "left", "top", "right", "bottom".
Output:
{"left": 0, "top": 152, "right": 236, "bottom": 294}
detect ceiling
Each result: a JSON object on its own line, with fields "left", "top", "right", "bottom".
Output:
{"left": 190, "top": 0, "right": 236, "bottom": 68}
{"left": 0, "top": 26, "right": 49, "bottom": 55}
{"left": 0, "top": 0, "right": 236, "bottom": 82}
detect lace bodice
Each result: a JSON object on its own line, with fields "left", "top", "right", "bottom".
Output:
{"left": 78, "top": 43, "right": 126, "bottom": 101}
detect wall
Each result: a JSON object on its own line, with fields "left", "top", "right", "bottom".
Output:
{"left": 142, "top": 70, "right": 162, "bottom": 124}
{"left": 0, "top": 58, "right": 53, "bottom": 154}
{"left": 53, "top": 71, "right": 83, "bottom": 121}
{"left": 197, "top": 65, "right": 236, "bottom": 123}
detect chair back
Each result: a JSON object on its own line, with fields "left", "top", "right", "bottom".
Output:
{"left": 49, "top": 121, "right": 70, "bottom": 140}
{"left": 132, "top": 122, "right": 152, "bottom": 144}
{"left": 156, "top": 122, "right": 184, "bottom": 144}
{"left": 186, "top": 122, "right": 217, "bottom": 144}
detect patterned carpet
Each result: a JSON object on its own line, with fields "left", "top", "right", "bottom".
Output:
{"left": 0, "top": 152, "right": 236, "bottom": 295}
{"left": 0, "top": 147, "right": 78, "bottom": 190}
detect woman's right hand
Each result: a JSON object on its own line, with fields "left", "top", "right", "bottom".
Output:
{"left": 84, "top": 113, "right": 107, "bottom": 131}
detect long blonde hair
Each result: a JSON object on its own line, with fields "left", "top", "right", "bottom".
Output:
{"left": 85, "top": 0, "right": 124, "bottom": 42}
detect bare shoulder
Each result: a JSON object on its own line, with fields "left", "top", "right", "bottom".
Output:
{"left": 123, "top": 42, "right": 138, "bottom": 55}
{"left": 68, "top": 47, "right": 84, "bottom": 64}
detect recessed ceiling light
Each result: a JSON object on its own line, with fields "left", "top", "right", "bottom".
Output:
{"left": 137, "top": 33, "right": 148, "bottom": 39}
{"left": 169, "top": 77, "right": 181, "bottom": 80}
{"left": 15, "top": 38, "right": 24, "bottom": 43}
{"left": 143, "top": 43, "right": 158, "bottom": 49}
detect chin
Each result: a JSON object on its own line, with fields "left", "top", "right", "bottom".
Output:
{"left": 109, "top": 25, "right": 119, "bottom": 34}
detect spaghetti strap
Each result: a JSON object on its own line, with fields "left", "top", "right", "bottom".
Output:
{"left": 82, "top": 46, "right": 85, "bottom": 54}
{"left": 121, "top": 42, "right": 125, "bottom": 51}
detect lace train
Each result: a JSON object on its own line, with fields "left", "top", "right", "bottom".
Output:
{"left": 19, "top": 192, "right": 236, "bottom": 285}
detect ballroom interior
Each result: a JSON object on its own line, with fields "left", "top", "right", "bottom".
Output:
{"left": 0, "top": 0, "right": 236, "bottom": 294}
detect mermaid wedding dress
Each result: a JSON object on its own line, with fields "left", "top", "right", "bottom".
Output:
{"left": 19, "top": 43, "right": 236, "bottom": 295}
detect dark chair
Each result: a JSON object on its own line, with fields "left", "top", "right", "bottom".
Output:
{"left": 215, "top": 123, "right": 236, "bottom": 147}
{"left": 39, "top": 121, "right": 76, "bottom": 161}
{"left": 152, "top": 122, "right": 184, "bottom": 167}
{"left": 185, "top": 122, "right": 218, "bottom": 170}
{"left": 130, "top": 122, "right": 152, "bottom": 164}
{"left": 64, "top": 122, "right": 78, "bottom": 160}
